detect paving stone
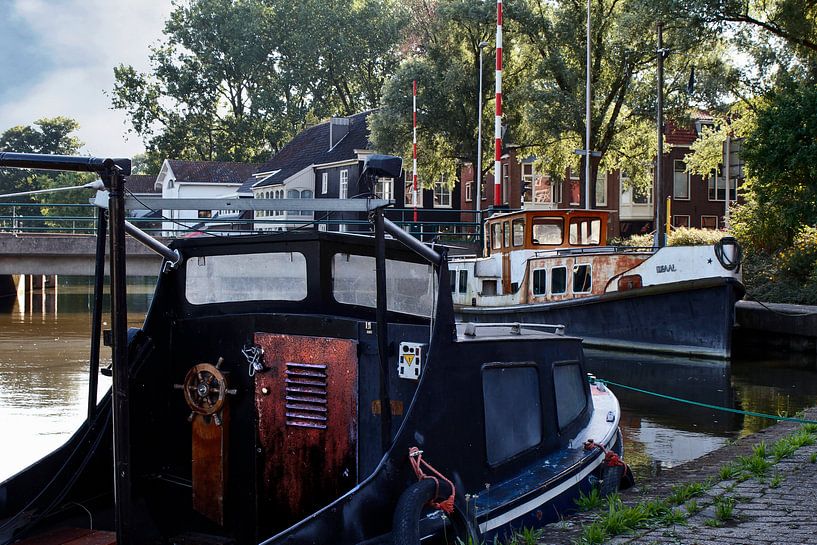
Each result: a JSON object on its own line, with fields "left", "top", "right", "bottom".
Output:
{"left": 539, "top": 408, "right": 817, "bottom": 544}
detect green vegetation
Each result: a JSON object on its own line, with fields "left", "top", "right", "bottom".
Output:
{"left": 574, "top": 488, "right": 604, "bottom": 511}
{"left": 613, "top": 227, "right": 727, "bottom": 248}
{"left": 667, "top": 481, "right": 708, "bottom": 504}
{"left": 575, "top": 425, "right": 817, "bottom": 543}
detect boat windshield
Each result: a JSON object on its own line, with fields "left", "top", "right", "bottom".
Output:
{"left": 332, "top": 253, "right": 435, "bottom": 317}
{"left": 568, "top": 217, "right": 601, "bottom": 245}
{"left": 185, "top": 251, "right": 308, "bottom": 304}
{"left": 532, "top": 217, "right": 564, "bottom": 246}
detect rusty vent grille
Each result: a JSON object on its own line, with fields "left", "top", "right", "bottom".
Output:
{"left": 285, "top": 362, "right": 328, "bottom": 429}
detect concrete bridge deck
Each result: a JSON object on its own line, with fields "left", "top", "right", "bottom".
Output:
{"left": 0, "top": 233, "right": 165, "bottom": 276}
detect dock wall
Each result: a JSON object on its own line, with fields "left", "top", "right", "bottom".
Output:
{"left": 734, "top": 300, "right": 817, "bottom": 353}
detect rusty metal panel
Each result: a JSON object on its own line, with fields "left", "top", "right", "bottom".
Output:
{"left": 191, "top": 403, "right": 229, "bottom": 526}
{"left": 254, "top": 333, "right": 358, "bottom": 529}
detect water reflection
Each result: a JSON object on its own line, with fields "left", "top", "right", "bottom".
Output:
{"left": 0, "top": 276, "right": 153, "bottom": 480}
{"left": 2, "top": 277, "right": 817, "bottom": 485}
{"left": 586, "top": 349, "right": 817, "bottom": 481}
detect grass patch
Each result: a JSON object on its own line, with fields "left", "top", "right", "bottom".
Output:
{"left": 578, "top": 521, "right": 607, "bottom": 545}
{"left": 714, "top": 496, "right": 736, "bottom": 522}
{"left": 574, "top": 487, "right": 604, "bottom": 511}
{"left": 667, "top": 481, "right": 707, "bottom": 505}
{"left": 718, "top": 462, "right": 740, "bottom": 480}
{"left": 736, "top": 453, "right": 772, "bottom": 478}
{"left": 502, "top": 526, "right": 545, "bottom": 545}
{"left": 658, "top": 507, "right": 687, "bottom": 526}
{"left": 770, "top": 473, "right": 782, "bottom": 488}
{"left": 685, "top": 499, "right": 701, "bottom": 515}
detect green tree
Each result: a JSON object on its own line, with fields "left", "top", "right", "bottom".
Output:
{"left": 0, "top": 118, "right": 94, "bottom": 232}
{"left": 113, "top": 0, "right": 407, "bottom": 164}
{"left": 509, "top": 0, "right": 738, "bottom": 203}
{"left": 741, "top": 80, "right": 817, "bottom": 244}
{"left": 370, "top": 0, "right": 500, "bottom": 186}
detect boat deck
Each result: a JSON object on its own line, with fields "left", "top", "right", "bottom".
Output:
{"left": 14, "top": 528, "right": 116, "bottom": 545}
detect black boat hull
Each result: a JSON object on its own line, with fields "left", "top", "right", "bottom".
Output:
{"left": 457, "top": 277, "right": 745, "bottom": 360}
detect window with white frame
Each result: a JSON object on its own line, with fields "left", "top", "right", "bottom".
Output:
{"left": 404, "top": 177, "right": 423, "bottom": 207}
{"left": 502, "top": 164, "right": 510, "bottom": 204}
{"left": 673, "top": 215, "right": 690, "bottom": 228}
{"left": 434, "top": 177, "right": 452, "bottom": 208}
{"left": 701, "top": 215, "right": 718, "bottom": 230}
{"left": 339, "top": 170, "right": 348, "bottom": 199}
{"left": 708, "top": 172, "right": 735, "bottom": 201}
{"left": 621, "top": 171, "right": 653, "bottom": 204}
{"left": 465, "top": 182, "right": 473, "bottom": 202}
{"left": 569, "top": 171, "right": 581, "bottom": 205}
{"left": 673, "top": 160, "right": 690, "bottom": 199}
{"left": 321, "top": 172, "right": 328, "bottom": 194}
{"left": 595, "top": 170, "right": 607, "bottom": 206}
{"left": 522, "top": 163, "right": 535, "bottom": 203}
{"left": 375, "top": 177, "right": 394, "bottom": 200}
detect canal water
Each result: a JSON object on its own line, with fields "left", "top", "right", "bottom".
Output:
{"left": 0, "top": 277, "right": 815, "bottom": 483}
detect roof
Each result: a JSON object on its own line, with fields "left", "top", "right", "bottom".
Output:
{"left": 124, "top": 175, "right": 159, "bottom": 194}
{"left": 167, "top": 160, "right": 263, "bottom": 184}
{"left": 247, "top": 110, "right": 373, "bottom": 191}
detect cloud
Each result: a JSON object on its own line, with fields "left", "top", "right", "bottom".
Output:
{"left": 0, "top": 0, "right": 174, "bottom": 157}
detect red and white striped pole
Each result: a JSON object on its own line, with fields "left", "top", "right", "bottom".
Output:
{"left": 494, "top": 0, "right": 503, "bottom": 205}
{"left": 413, "top": 79, "right": 419, "bottom": 223}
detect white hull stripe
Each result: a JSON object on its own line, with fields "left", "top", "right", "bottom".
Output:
{"left": 479, "top": 449, "right": 604, "bottom": 533}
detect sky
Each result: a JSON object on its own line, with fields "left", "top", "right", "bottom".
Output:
{"left": 0, "top": 0, "right": 174, "bottom": 158}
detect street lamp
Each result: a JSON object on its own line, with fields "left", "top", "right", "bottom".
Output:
{"left": 476, "top": 41, "right": 489, "bottom": 243}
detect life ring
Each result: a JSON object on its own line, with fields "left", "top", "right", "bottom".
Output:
{"left": 392, "top": 480, "right": 477, "bottom": 545}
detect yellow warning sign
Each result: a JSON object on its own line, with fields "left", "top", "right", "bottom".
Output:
{"left": 403, "top": 354, "right": 415, "bottom": 366}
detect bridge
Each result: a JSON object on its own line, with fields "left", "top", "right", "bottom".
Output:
{"left": 0, "top": 233, "right": 165, "bottom": 277}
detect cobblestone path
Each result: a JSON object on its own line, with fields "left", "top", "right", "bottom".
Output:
{"left": 540, "top": 409, "right": 817, "bottom": 545}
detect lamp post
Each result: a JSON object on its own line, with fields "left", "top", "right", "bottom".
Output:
{"left": 476, "top": 41, "right": 489, "bottom": 244}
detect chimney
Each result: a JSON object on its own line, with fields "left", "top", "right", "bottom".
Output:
{"left": 329, "top": 116, "right": 351, "bottom": 150}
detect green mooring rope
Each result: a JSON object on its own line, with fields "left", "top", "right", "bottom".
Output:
{"left": 592, "top": 377, "right": 817, "bottom": 426}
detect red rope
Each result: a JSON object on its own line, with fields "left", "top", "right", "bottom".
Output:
{"left": 583, "top": 439, "right": 625, "bottom": 467}
{"left": 408, "top": 447, "right": 456, "bottom": 514}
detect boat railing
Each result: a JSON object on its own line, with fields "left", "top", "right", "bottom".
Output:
{"left": 535, "top": 245, "right": 657, "bottom": 258}
{"left": 460, "top": 322, "right": 566, "bottom": 337}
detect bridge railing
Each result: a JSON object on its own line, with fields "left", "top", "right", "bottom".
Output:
{"left": 0, "top": 201, "right": 485, "bottom": 247}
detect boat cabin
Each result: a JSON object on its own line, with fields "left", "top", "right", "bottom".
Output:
{"left": 484, "top": 209, "right": 611, "bottom": 256}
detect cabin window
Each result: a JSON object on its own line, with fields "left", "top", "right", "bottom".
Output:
{"left": 568, "top": 218, "right": 601, "bottom": 245}
{"left": 502, "top": 221, "right": 510, "bottom": 247}
{"left": 321, "top": 172, "right": 328, "bottom": 194}
{"left": 573, "top": 264, "right": 592, "bottom": 293}
{"left": 551, "top": 267, "right": 567, "bottom": 294}
{"left": 185, "top": 252, "right": 308, "bottom": 304}
{"left": 553, "top": 361, "right": 587, "bottom": 429}
{"left": 458, "top": 270, "right": 468, "bottom": 294}
{"left": 512, "top": 219, "right": 525, "bottom": 247}
{"left": 532, "top": 268, "right": 547, "bottom": 296}
{"left": 482, "top": 365, "right": 542, "bottom": 464}
{"left": 332, "top": 254, "right": 434, "bottom": 316}
{"left": 491, "top": 223, "right": 502, "bottom": 250}
{"left": 532, "top": 218, "right": 564, "bottom": 246}
{"left": 450, "top": 270, "right": 457, "bottom": 293}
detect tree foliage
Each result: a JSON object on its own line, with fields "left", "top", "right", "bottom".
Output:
{"left": 113, "top": 0, "right": 407, "bottom": 165}
{"left": 741, "top": 80, "right": 817, "bottom": 243}
{"left": 510, "top": 0, "right": 736, "bottom": 200}
{"left": 370, "top": 0, "right": 498, "bottom": 186}
{"left": 0, "top": 118, "right": 94, "bottom": 229}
